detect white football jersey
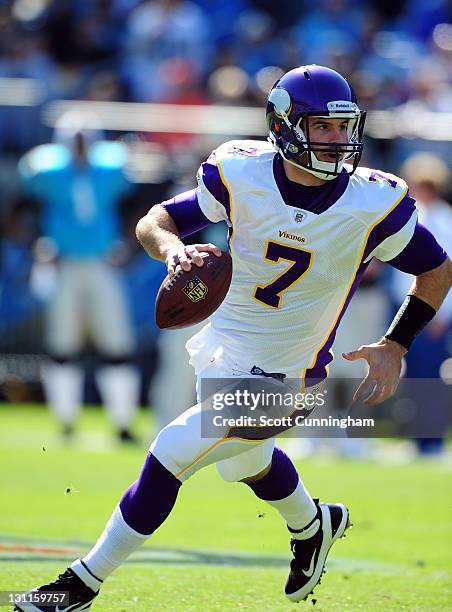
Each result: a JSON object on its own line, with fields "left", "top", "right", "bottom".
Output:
{"left": 192, "top": 140, "right": 417, "bottom": 382}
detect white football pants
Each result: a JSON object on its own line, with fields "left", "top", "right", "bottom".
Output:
{"left": 150, "top": 324, "right": 309, "bottom": 483}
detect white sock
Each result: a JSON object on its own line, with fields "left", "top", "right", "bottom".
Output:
{"left": 73, "top": 506, "right": 148, "bottom": 582}
{"left": 264, "top": 480, "right": 318, "bottom": 537}
{"left": 96, "top": 365, "right": 140, "bottom": 429}
{"left": 41, "top": 362, "right": 83, "bottom": 426}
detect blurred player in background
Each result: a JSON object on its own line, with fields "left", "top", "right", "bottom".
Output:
{"left": 15, "top": 65, "right": 451, "bottom": 611}
{"left": 17, "top": 112, "right": 140, "bottom": 444}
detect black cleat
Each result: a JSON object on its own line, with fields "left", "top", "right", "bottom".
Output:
{"left": 285, "top": 499, "right": 350, "bottom": 602}
{"left": 14, "top": 568, "right": 99, "bottom": 611}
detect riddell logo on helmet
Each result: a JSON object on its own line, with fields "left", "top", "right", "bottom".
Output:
{"left": 327, "top": 101, "right": 357, "bottom": 111}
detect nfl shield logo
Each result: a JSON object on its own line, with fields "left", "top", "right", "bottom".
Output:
{"left": 294, "top": 211, "right": 305, "bottom": 224}
{"left": 182, "top": 276, "right": 208, "bottom": 302}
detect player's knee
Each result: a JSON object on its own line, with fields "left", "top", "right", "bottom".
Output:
{"left": 150, "top": 422, "right": 202, "bottom": 479}
{"left": 217, "top": 462, "right": 269, "bottom": 483}
{"left": 240, "top": 462, "right": 272, "bottom": 483}
{"left": 216, "top": 448, "right": 273, "bottom": 483}
{"left": 216, "top": 461, "right": 241, "bottom": 482}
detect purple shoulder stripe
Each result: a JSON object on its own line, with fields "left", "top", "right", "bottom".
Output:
{"left": 162, "top": 189, "right": 213, "bottom": 238}
{"left": 201, "top": 153, "right": 231, "bottom": 220}
{"left": 387, "top": 223, "right": 448, "bottom": 275}
{"left": 363, "top": 193, "right": 416, "bottom": 261}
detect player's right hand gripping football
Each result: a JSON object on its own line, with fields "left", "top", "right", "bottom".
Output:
{"left": 165, "top": 243, "right": 222, "bottom": 277}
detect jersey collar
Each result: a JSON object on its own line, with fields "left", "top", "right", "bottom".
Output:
{"left": 273, "top": 153, "right": 349, "bottom": 214}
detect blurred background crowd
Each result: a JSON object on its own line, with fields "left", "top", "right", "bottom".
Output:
{"left": 0, "top": 0, "right": 450, "bottom": 453}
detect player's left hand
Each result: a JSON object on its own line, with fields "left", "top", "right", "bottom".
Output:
{"left": 342, "top": 338, "right": 406, "bottom": 405}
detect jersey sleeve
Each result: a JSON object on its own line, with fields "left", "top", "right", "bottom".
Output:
{"left": 363, "top": 193, "right": 418, "bottom": 263}
{"left": 196, "top": 151, "right": 232, "bottom": 225}
{"left": 162, "top": 189, "right": 213, "bottom": 238}
{"left": 386, "top": 223, "right": 448, "bottom": 275}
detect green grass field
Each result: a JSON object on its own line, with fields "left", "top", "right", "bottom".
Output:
{"left": 1, "top": 404, "right": 451, "bottom": 611}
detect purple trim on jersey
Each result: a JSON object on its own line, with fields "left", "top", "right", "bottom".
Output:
{"left": 387, "top": 223, "right": 448, "bottom": 275}
{"left": 201, "top": 153, "right": 231, "bottom": 220}
{"left": 119, "top": 453, "right": 181, "bottom": 536}
{"left": 273, "top": 153, "right": 350, "bottom": 214}
{"left": 306, "top": 195, "right": 419, "bottom": 377}
{"left": 244, "top": 447, "right": 299, "bottom": 501}
{"left": 162, "top": 189, "right": 213, "bottom": 238}
{"left": 363, "top": 194, "right": 416, "bottom": 261}
{"left": 305, "top": 261, "right": 370, "bottom": 381}
{"left": 306, "top": 196, "right": 421, "bottom": 378}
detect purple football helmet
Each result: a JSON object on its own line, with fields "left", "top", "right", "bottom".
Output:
{"left": 266, "top": 65, "right": 366, "bottom": 180}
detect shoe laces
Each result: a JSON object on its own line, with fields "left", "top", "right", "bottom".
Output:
{"left": 38, "top": 569, "right": 74, "bottom": 591}
{"left": 39, "top": 569, "right": 90, "bottom": 596}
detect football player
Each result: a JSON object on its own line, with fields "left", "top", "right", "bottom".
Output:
{"left": 15, "top": 65, "right": 451, "bottom": 611}
{"left": 17, "top": 117, "right": 140, "bottom": 444}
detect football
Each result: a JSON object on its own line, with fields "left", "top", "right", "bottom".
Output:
{"left": 155, "top": 250, "right": 232, "bottom": 329}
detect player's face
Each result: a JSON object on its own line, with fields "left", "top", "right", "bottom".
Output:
{"left": 305, "top": 117, "right": 349, "bottom": 162}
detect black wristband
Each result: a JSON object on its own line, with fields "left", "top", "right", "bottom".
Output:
{"left": 385, "top": 295, "right": 436, "bottom": 351}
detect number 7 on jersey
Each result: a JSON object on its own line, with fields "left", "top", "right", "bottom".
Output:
{"left": 253, "top": 241, "right": 313, "bottom": 308}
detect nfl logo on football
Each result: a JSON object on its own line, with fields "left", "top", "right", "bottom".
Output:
{"left": 182, "top": 276, "right": 209, "bottom": 302}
